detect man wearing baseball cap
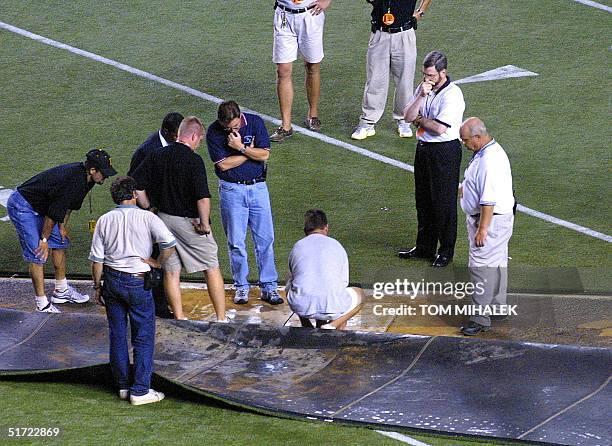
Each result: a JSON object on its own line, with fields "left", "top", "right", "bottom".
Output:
{"left": 7, "top": 149, "right": 117, "bottom": 313}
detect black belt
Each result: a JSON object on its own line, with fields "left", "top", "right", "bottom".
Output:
{"left": 232, "top": 177, "right": 266, "bottom": 185}
{"left": 470, "top": 213, "right": 502, "bottom": 218}
{"left": 372, "top": 21, "right": 414, "bottom": 34}
{"left": 104, "top": 266, "right": 145, "bottom": 278}
{"left": 275, "top": 2, "right": 316, "bottom": 14}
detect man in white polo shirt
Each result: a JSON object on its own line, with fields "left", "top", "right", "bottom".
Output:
{"left": 90, "top": 176, "right": 176, "bottom": 405}
{"left": 400, "top": 50, "right": 465, "bottom": 267}
{"left": 458, "top": 117, "right": 515, "bottom": 336}
{"left": 269, "top": 0, "right": 332, "bottom": 142}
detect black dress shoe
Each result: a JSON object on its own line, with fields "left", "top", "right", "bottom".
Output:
{"left": 432, "top": 254, "right": 451, "bottom": 267}
{"left": 460, "top": 321, "right": 491, "bottom": 336}
{"left": 398, "top": 247, "right": 433, "bottom": 260}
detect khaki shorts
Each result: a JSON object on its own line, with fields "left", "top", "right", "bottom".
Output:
{"left": 158, "top": 212, "right": 219, "bottom": 274}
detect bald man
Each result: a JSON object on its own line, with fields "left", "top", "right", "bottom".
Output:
{"left": 459, "top": 117, "right": 515, "bottom": 336}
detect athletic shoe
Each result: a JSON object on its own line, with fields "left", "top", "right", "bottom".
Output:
{"left": 233, "top": 288, "right": 249, "bottom": 305}
{"left": 351, "top": 125, "right": 375, "bottom": 140}
{"left": 36, "top": 302, "right": 61, "bottom": 313}
{"left": 269, "top": 126, "right": 294, "bottom": 143}
{"left": 261, "top": 289, "right": 284, "bottom": 305}
{"left": 320, "top": 324, "right": 336, "bottom": 330}
{"left": 398, "top": 120, "right": 413, "bottom": 138}
{"left": 130, "top": 389, "right": 165, "bottom": 406}
{"left": 51, "top": 286, "right": 89, "bottom": 304}
{"left": 118, "top": 389, "right": 129, "bottom": 400}
{"left": 304, "top": 117, "right": 322, "bottom": 132}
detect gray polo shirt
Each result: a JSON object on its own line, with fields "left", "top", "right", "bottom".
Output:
{"left": 286, "top": 233, "right": 351, "bottom": 317}
{"left": 89, "top": 205, "right": 176, "bottom": 273}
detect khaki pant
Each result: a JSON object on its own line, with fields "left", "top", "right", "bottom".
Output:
{"left": 359, "top": 29, "right": 417, "bottom": 125}
{"left": 466, "top": 213, "right": 514, "bottom": 326}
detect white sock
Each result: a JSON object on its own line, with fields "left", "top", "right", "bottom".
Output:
{"left": 35, "top": 295, "right": 49, "bottom": 309}
{"left": 55, "top": 278, "right": 68, "bottom": 292}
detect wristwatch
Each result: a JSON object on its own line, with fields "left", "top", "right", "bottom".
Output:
{"left": 239, "top": 145, "right": 247, "bottom": 154}
{"left": 40, "top": 237, "right": 48, "bottom": 243}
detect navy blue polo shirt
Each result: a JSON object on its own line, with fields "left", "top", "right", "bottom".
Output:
{"left": 206, "top": 113, "right": 270, "bottom": 183}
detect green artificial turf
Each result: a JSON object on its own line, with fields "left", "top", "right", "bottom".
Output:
{"left": 0, "top": 369, "right": 523, "bottom": 446}
{"left": 0, "top": 0, "right": 609, "bottom": 291}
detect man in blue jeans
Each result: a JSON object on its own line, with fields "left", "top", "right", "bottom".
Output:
{"left": 7, "top": 149, "right": 117, "bottom": 313}
{"left": 90, "top": 176, "right": 176, "bottom": 405}
{"left": 206, "top": 100, "right": 282, "bottom": 305}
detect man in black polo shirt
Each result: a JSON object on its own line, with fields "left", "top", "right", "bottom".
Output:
{"left": 134, "top": 116, "right": 227, "bottom": 322}
{"left": 6, "top": 149, "right": 117, "bottom": 312}
{"left": 207, "top": 101, "right": 282, "bottom": 306}
{"left": 352, "top": 0, "right": 432, "bottom": 140}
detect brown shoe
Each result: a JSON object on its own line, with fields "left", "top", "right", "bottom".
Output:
{"left": 304, "top": 117, "right": 322, "bottom": 132}
{"left": 270, "top": 126, "right": 294, "bottom": 143}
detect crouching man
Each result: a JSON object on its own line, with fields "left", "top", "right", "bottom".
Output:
{"left": 286, "top": 209, "right": 362, "bottom": 329}
{"left": 89, "top": 176, "right": 176, "bottom": 405}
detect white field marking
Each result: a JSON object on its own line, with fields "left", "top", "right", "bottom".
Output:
{"left": 0, "top": 21, "right": 610, "bottom": 243}
{"left": 376, "top": 430, "right": 431, "bottom": 446}
{"left": 572, "top": 0, "right": 612, "bottom": 13}
{"left": 0, "top": 188, "right": 12, "bottom": 221}
{"left": 455, "top": 65, "right": 538, "bottom": 85}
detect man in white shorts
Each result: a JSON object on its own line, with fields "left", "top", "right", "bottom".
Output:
{"left": 269, "top": 0, "right": 332, "bottom": 142}
{"left": 286, "top": 209, "right": 362, "bottom": 329}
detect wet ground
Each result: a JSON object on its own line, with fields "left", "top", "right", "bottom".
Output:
{"left": 1, "top": 278, "right": 610, "bottom": 347}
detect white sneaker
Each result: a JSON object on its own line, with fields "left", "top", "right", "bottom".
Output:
{"left": 36, "top": 302, "right": 61, "bottom": 313}
{"left": 51, "top": 286, "right": 89, "bottom": 304}
{"left": 351, "top": 125, "right": 375, "bottom": 140}
{"left": 118, "top": 389, "right": 129, "bottom": 400}
{"left": 130, "top": 389, "right": 165, "bottom": 406}
{"left": 398, "top": 120, "right": 413, "bottom": 138}
{"left": 320, "top": 324, "right": 336, "bottom": 330}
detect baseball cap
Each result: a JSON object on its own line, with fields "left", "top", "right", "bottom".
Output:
{"left": 85, "top": 149, "right": 118, "bottom": 177}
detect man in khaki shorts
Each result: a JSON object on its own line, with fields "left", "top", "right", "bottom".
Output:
{"left": 269, "top": 0, "right": 332, "bottom": 142}
{"left": 134, "top": 116, "right": 227, "bottom": 322}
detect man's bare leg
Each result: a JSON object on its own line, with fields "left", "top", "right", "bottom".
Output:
{"left": 276, "top": 62, "right": 294, "bottom": 130}
{"left": 304, "top": 61, "right": 321, "bottom": 119}
{"left": 51, "top": 249, "right": 66, "bottom": 281}
{"left": 164, "top": 270, "right": 185, "bottom": 319}
{"left": 204, "top": 266, "right": 226, "bottom": 321}
{"left": 29, "top": 263, "right": 46, "bottom": 297}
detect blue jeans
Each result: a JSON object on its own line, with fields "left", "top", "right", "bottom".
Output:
{"left": 7, "top": 190, "right": 69, "bottom": 264}
{"left": 219, "top": 180, "right": 278, "bottom": 292}
{"left": 103, "top": 268, "right": 155, "bottom": 397}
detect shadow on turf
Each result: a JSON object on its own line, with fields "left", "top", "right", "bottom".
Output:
{"left": 0, "top": 365, "right": 259, "bottom": 414}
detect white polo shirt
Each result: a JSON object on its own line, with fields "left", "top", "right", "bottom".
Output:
{"left": 276, "top": 0, "right": 315, "bottom": 8}
{"left": 460, "top": 140, "right": 514, "bottom": 216}
{"left": 89, "top": 205, "right": 176, "bottom": 273}
{"left": 415, "top": 80, "right": 465, "bottom": 143}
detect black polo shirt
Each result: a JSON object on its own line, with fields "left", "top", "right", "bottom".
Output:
{"left": 137, "top": 142, "right": 211, "bottom": 218}
{"left": 17, "top": 162, "right": 94, "bottom": 223}
{"left": 370, "top": 0, "right": 417, "bottom": 27}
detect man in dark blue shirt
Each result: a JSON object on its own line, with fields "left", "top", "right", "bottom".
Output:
{"left": 7, "top": 149, "right": 117, "bottom": 312}
{"left": 207, "top": 101, "right": 282, "bottom": 305}
{"left": 127, "top": 112, "right": 184, "bottom": 178}
{"left": 128, "top": 112, "right": 183, "bottom": 319}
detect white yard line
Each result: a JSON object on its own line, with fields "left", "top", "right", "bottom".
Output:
{"left": 376, "top": 430, "right": 431, "bottom": 446}
{"left": 572, "top": 0, "right": 612, "bottom": 13}
{"left": 0, "top": 21, "right": 610, "bottom": 243}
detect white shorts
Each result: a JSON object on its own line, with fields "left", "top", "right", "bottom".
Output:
{"left": 272, "top": 7, "right": 325, "bottom": 64}
{"left": 308, "top": 287, "right": 361, "bottom": 321}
